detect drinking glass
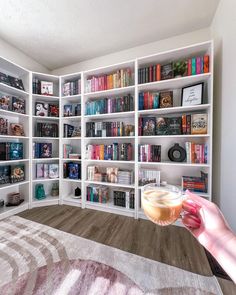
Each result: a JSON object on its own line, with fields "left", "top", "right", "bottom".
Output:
{"left": 141, "top": 183, "right": 184, "bottom": 226}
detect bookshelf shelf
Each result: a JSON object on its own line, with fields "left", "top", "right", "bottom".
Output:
{"left": 0, "top": 202, "right": 29, "bottom": 221}
{"left": 0, "top": 180, "right": 30, "bottom": 191}
{"left": 32, "top": 178, "right": 59, "bottom": 183}
{"left": 0, "top": 82, "right": 29, "bottom": 96}
{"left": 138, "top": 73, "right": 211, "bottom": 91}
{"left": 84, "top": 111, "right": 135, "bottom": 120}
{"left": 0, "top": 109, "right": 29, "bottom": 118}
{"left": 0, "top": 41, "right": 213, "bottom": 224}
{"left": 84, "top": 180, "right": 135, "bottom": 189}
{"left": 138, "top": 104, "right": 210, "bottom": 116}
{"left": 32, "top": 115, "right": 59, "bottom": 120}
{"left": 84, "top": 85, "right": 135, "bottom": 98}
{"left": 0, "top": 159, "right": 29, "bottom": 164}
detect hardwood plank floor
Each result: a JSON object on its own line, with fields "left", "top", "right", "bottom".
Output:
{"left": 18, "top": 205, "right": 236, "bottom": 294}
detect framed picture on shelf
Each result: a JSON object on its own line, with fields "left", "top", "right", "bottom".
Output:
{"left": 181, "top": 83, "right": 203, "bottom": 106}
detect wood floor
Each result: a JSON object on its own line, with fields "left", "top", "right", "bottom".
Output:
{"left": 18, "top": 205, "right": 235, "bottom": 294}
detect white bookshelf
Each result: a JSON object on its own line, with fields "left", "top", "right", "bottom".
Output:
{"left": 0, "top": 41, "right": 214, "bottom": 225}
{"left": 0, "top": 56, "right": 30, "bottom": 218}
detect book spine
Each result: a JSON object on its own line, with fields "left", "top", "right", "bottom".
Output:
{"left": 156, "top": 64, "right": 161, "bottom": 81}
{"left": 191, "top": 58, "right": 196, "bottom": 75}
{"left": 204, "top": 55, "right": 209, "bottom": 73}
{"left": 188, "top": 59, "right": 192, "bottom": 75}
{"left": 196, "top": 57, "right": 201, "bottom": 75}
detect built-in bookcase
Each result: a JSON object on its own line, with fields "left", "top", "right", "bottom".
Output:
{"left": 0, "top": 41, "right": 214, "bottom": 225}
{"left": 30, "top": 72, "right": 60, "bottom": 208}
{"left": 0, "top": 56, "right": 30, "bottom": 219}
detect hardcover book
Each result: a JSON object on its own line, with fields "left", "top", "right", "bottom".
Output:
{"left": 0, "top": 95, "right": 10, "bottom": 110}
{"left": 64, "top": 105, "right": 72, "bottom": 117}
{"left": 0, "top": 117, "right": 8, "bottom": 135}
{"left": 35, "top": 102, "right": 48, "bottom": 116}
{"left": 0, "top": 165, "right": 10, "bottom": 184}
{"left": 159, "top": 91, "right": 173, "bottom": 108}
{"left": 40, "top": 143, "right": 52, "bottom": 158}
{"left": 156, "top": 117, "right": 169, "bottom": 135}
{"left": 161, "top": 63, "right": 173, "bottom": 80}
{"left": 12, "top": 97, "right": 25, "bottom": 114}
{"left": 8, "top": 76, "right": 24, "bottom": 90}
{"left": 9, "top": 142, "right": 23, "bottom": 160}
{"left": 68, "top": 163, "right": 80, "bottom": 179}
{"left": 41, "top": 81, "right": 53, "bottom": 96}
{"left": 36, "top": 163, "right": 44, "bottom": 178}
{"left": 49, "top": 104, "right": 59, "bottom": 117}
{"left": 49, "top": 164, "right": 59, "bottom": 179}
{"left": 142, "top": 117, "right": 156, "bottom": 136}
{"left": 168, "top": 117, "right": 182, "bottom": 135}
{"left": 191, "top": 113, "right": 208, "bottom": 134}
{"left": 10, "top": 123, "right": 25, "bottom": 136}
{"left": 10, "top": 165, "right": 25, "bottom": 183}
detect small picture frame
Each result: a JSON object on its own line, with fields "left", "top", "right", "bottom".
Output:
{"left": 181, "top": 83, "right": 203, "bottom": 106}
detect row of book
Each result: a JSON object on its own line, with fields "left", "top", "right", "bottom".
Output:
{"left": 36, "top": 163, "right": 59, "bottom": 179}
{"left": 87, "top": 166, "right": 133, "bottom": 185}
{"left": 138, "top": 114, "right": 208, "bottom": 136}
{"left": 33, "top": 79, "right": 54, "bottom": 96}
{"left": 0, "top": 164, "right": 25, "bottom": 185}
{"left": 113, "top": 188, "right": 134, "bottom": 209}
{"left": 63, "top": 162, "right": 81, "bottom": 179}
{"left": 86, "top": 68, "right": 133, "bottom": 93}
{"left": 182, "top": 171, "right": 208, "bottom": 193}
{"left": 138, "top": 169, "right": 160, "bottom": 186}
{"left": 86, "top": 185, "right": 109, "bottom": 203}
{"left": 185, "top": 142, "right": 208, "bottom": 164}
{"left": 33, "top": 143, "right": 52, "bottom": 159}
{"left": 0, "top": 118, "right": 25, "bottom": 136}
{"left": 35, "top": 123, "right": 58, "bottom": 138}
{"left": 85, "top": 95, "right": 134, "bottom": 115}
{"left": 0, "top": 72, "right": 25, "bottom": 91}
{"left": 138, "top": 55, "right": 209, "bottom": 84}
{"left": 64, "top": 104, "right": 81, "bottom": 117}
{"left": 85, "top": 143, "right": 133, "bottom": 161}
{"left": 35, "top": 102, "right": 59, "bottom": 117}
{"left": 0, "top": 94, "right": 26, "bottom": 114}
{"left": 62, "top": 79, "right": 81, "bottom": 96}
{"left": 64, "top": 124, "right": 81, "bottom": 138}
{"left": 139, "top": 91, "right": 174, "bottom": 110}
{"left": 0, "top": 142, "right": 23, "bottom": 160}
{"left": 63, "top": 144, "right": 81, "bottom": 159}
{"left": 138, "top": 145, "right": 161, "bottom": 162}
{"left": 86, "top": 121, "right": 134, "bottom": 138}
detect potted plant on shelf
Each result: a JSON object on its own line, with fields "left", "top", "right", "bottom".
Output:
{"left": 173, "top": 60, "right": 187, "bottom": 78}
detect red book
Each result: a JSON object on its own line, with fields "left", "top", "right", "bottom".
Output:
{"left": 182, "top": 115, "right": 187, "bottom": 134}
{"left": 204, "top": 55, "right": 209, "bottom": 73}
{"left": 191, "top": 143, "right": 195, "bottom": 164}
{"left": 149, "top": 66, "right": 153, "bottom": 83}
{"left": 156, "top": 64, "right": 161, "bottom": 81}
{"left": 188, "top": 59, "right": 192, "bottom": 75}
{"left": 144, "top": 92, "right": 149, "bottom": 110}
{"left": 148, "top": 92, "right": 153, "bottom": 109}
{"left": 186, "top": 115, "right": 191, "bottom": 134}
{"left": 196, "top": 57, "right": 201, "bottom": 75}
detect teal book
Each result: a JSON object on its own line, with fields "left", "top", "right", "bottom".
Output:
{"left": 191, "top": 58, "right": 196, "bottom": 75}
{"left": 153, "top": 93, "right": 159, "bottom": 109}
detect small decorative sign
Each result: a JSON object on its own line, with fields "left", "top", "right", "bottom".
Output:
{"left": 181, "top": 83, "right": 203, "bottom": 106}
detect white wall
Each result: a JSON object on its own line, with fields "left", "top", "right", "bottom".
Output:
{"left": 52, "top": 28, "right": 211, "bottom": 75}
{"left": 0, "top": 37, "right": 49, "bottom": 73}
{"left": 211, "top": 0, "right": 236, "bottom": 232}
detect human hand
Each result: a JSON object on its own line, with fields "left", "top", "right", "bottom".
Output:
{"left": 181, "top": 190, "right": 232, "bottom": 253}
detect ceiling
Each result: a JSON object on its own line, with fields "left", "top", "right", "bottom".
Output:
{"left": 0, "top": 0, "right": 219, "bottom": 71}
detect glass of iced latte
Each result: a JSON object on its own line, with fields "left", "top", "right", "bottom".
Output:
{"left": 141, "top": 183, "right": 183, "bottom": 226}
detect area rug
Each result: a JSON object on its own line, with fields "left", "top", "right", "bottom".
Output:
{"left": 0, "top": 216, "right": 223, "bottom": 295}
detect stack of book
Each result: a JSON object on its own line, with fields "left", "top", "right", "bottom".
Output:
{"left": 86, "top": 185, "right": 109, "bottom": 203}
{"left": 35, "top": 123, "right": 58, "bottom": 137}
{"left": 0, "top": 142, "right": 23, "bottom": 160}
{"left": 0, "top": 164, "right": 25, "bottom": 185}
{"left": 138, "top": 55, "right": 209, "bottom": 84}
{"left": 138, "top": 144, "right": 161, "bottom": 162}
{"left": 138, "top": 169, "right": 160, "bottom": 186}
{"left": 117, "top": 170, "right": 134, "bottom": 185}
{"left": 0, "top": 94, "right": 25, "bottom": 114}
{"left": 33, "top": 143, "right": 52, "bottom": 158}
{"left": 36, "top": 163, "right": 59, "bottom": 179}
{"left": 63, "top": 144, "right": 80, "bottom": 159}
{"left": 182, "top": 171, "right": 208, "bottom": 193}
{"left": 63, "top": 79, "right": 81, "bottom": 96}
{"left": 138, "top": 113, "right": 208, "bottom": 136}
{"left": 113, "top": 188, "right": 134, "bottom": 209}
{"left": 86, "top": 68, "right": 133, "bottom": 92}
{"left": 138, "top": 92, "right": 159, "bottom": 110}
{"left": 33, "top": 79, "right": 53, "bottom": 96}
{"left": 85, "top": 143, "right": 133, "bottom": 161}
{"left": 85, "top": 94, "right": 134, "bottom": 115}
{"left": 185, "top": 142, "right": 208, "bottom": 164}
{"left": 86, "top": 121, "right": 134, "bottom": 137}
{"left": 35, "top": 102, "right": 59, "bottom": 117}
{"left": 63, "top": 104, "right": 81, "bottom": 117}
{"left": 63, "top": 162, "right": 81, "bottom": 179}
{"left": 0, "top": 72, "right": 25, "bottom": 90}
{"left": 63, "top": 124, "right": 81, "bottom": 138}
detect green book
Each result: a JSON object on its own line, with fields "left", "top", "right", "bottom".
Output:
{"left": 191, "top": 58, "right": 196, "bottom": 75}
